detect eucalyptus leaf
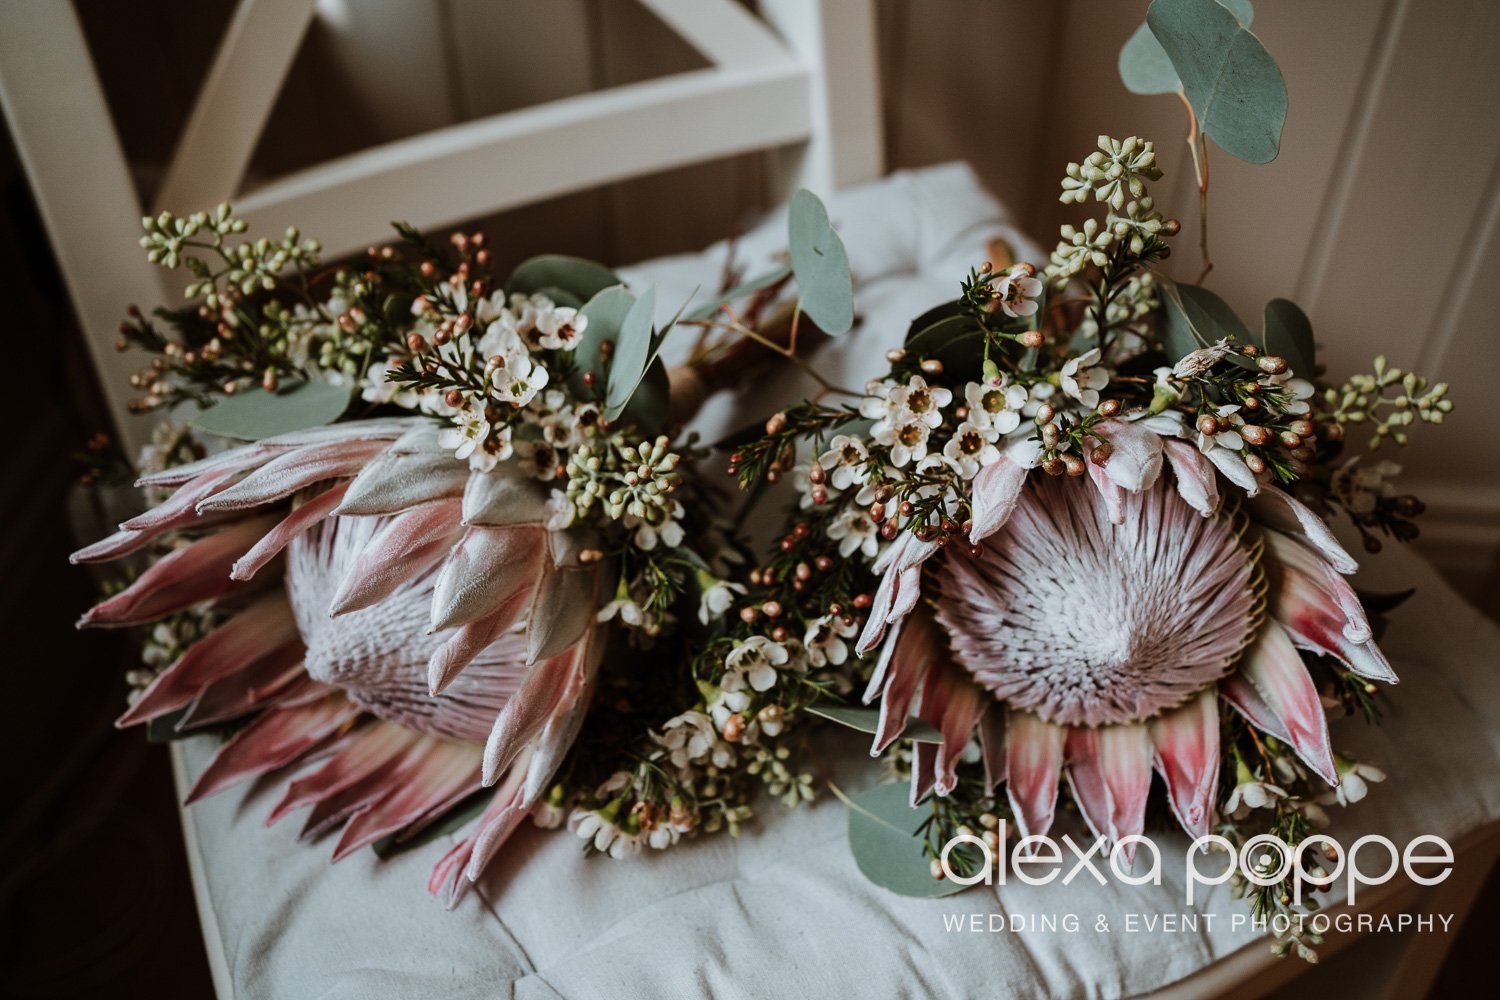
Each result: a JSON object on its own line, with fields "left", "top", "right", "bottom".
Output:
{"left": 1180, "top": 284, "right": 1252, "bottom": 342}
{"left": 531, "top": 285, "right": 584, "bottom": 309}
{"left": 604, "top": 286, "right": 657, "bottom": 422}
{"left": 1147, "top": 0, "right": 1286, "bottom": 163}
{"left": 806, "top": 703, "right": 944, "bottom": 743}
{"left": 846, "top": 782, "right": 979, "bottom": 898}
{"left": 1261, "top": 298, "right": 1316, "bottom": 379}
{"left": 568, "top": 285, "right": 635, "bottom": 398}
{"left": 192, "top": 380, "right": 352, "bottom": 441}
{"left": 506, "top": 255, "right": 621, "bottom": 302}
{"left": 686, "top": 265, "right": 791, "bottom": 323}
{"left": 1159, "top": 284, "right": 1208, "bottom": 363}
{"left": 787, "top": 189, "right": 854, "bottom": 335}
{"left": 616, "top": 359, "right": 670, "bottom": 435}
{"left": 903, "top": 299, "right": 968, "bottom": 343}
{"left": 1178, "top": 284, "right": 1260, "bottom": 371}
{"left": 1119, "top": 0, "right": 1253, "bottom": 95}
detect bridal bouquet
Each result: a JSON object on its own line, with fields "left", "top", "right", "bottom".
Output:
{"left": 75, "top": 198, "right": 860, "bottom": 902}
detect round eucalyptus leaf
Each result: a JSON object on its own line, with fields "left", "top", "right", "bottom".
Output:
{"left": 192, "top": 380, "right": 352, "bottom": 441}
{"left": 604, "top": 286, "right": 657, "bottom": 422}
{"left": 1120, "top": 0, "right": 1253, "bottom": 95}
{"left": 1147, "top": 0, "right": 1286, "bottom": 164}
{"left": 846, "top": 782, "right": 980, "bottom": 898}
{"left": 787, "top": 189, "right": 854, "bottom": 335}
{"left": 506, "top": 255, "right": 621, "bottom": 302}
{"left": 568, "top": 285, "right": 636, "bottom": 398}
{"left": 805, "top": 703, "right": 944, "bottom": 743}
{"left": 1261, "top": 297, "right": 1316, "bottom": 379}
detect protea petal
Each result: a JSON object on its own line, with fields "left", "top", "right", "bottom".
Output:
{"left": 72, "top": 508, "right": 240, "bottom": 565}
{"left": 1092, "top": 419, "right": 1164, "bottom": 493}
{"left": 335, "top": 449, "right": 470, "bottom": 517}
{"left": 230, "top": 481, "right": 351, "bottom": 581}
{"left": 1226, "top": 621, "right": 1338, "bottom": 784}
{"left": 386, "top": 422, "right": 443, "bottom": 455}
{"left": 1064, "top": 728, "right": 1112, "bottom": 840}
{"left": 857, "top": 534, "right": 938, "bottom": 655}
{"left": 1264, "top": 532, "right": 1373, "bottom": 644}
{"left": 1097, "top": 723, "right": 1152, "bottom": 856}
{"left": 299, "top": 761, "right": 406, "bottom": 841}
{"left": 1205, "top": 447, "right": 1260, "bottom": 495}
{"left": 481, "top": 646, "right": 580, "bottom": 784}
{"left": 521, "top": 666, "right": 597, "bottom": 806}
{"left": 327, "top": 500, "right": 463, "bottom": 616}
{"left": 267, "top": 721, "right": 420, "bottom": 825}
{"left": 330, "top": 737, "right": 481, "bottom": 861}
{"left": 1086, "top": 459, "right": 1127, "bottom": 524}
{"left": 78, "top": 516, "right": 277, "bottom": 627}
{"left": 116, "top": 593, "right": 299, "bottom": 726}
{"left": 1149, "top": 690, "right": 1219, "bottom": 838}
{"left": 70, "top": 527, "right": 154, "bottom": 564}
{"left": 185, "top": 693, "right": 361, "bottom": 803}
{"left": 121, "top": 467, "right": 239, "bottom": 531}
{"left": 862, "top": 615, "right": 904, "bottom": 704}
{"left": 910, "top": 740, "right": 939, "bottom": 806}
{"left": 968, "top": 456, "right": 1028, "bottom": 543}
{"left": 427, "top": 585, "right": 533, "bottom": 695}
{"left": 462, "top": 471, "right": 551, "bottom": 527}
{"left": 1249, "top": 484, "right": 1357, "bottom": 574}
{"left": 1267, "top": 545, "right": 1396, "bottom": 682}
{"left": 919, "top": 661, "right": 987, "bottom": 796}
{"left": 196, "top": 439, "right": 388, "bottom": 513}
{"left": 1004, "top": 710, "right": 1065, "bottom": 840}
{"left": 1161, "top": 438, "right": 1220, "bottom": 517}
{"left": 135, "top": 441, "right": 273, "bottom": 489}
{"left": 871, "top": 609, "right": 940, "bottom": 753}
{"left": 872, "top": 530, "right": 939, "bottom": 576}
{"left": 855, "top": 571, "right": 896, "bottom": 655}
{"left": 977, "top": 705, "right": 1006, "bottom": 794}
{"left": 259, "top": 417, "right": 418, "bottom": 450}
{"left": 524, "top": 564, "right": 600, "bottom": 665}
{"left": 429, "top": 526, "right": 545, "bottom": 632}
{"left": 178, "top": 654, "right": 309, "bottom": 729}
{"left": 430, "top": 753, "right": 531, "bottom": 906}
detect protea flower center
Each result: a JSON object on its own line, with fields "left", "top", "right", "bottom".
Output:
{"left": 935, "top": 474, "right": 1263, "bottom": 728}
{"left": 287, "top": 512, "right": 525, "bottom": 743}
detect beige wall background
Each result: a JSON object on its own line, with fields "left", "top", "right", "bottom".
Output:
{"left": 74, "top": 0, "right": 1500, "bottom": 597}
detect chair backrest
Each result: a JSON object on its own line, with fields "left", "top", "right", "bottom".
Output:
{"left": 0, "top": 0, "right": 882, "bottom": 451}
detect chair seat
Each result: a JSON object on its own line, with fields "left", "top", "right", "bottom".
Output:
{"left": 171, "top": 164, "right": 1500, "bottom": 999}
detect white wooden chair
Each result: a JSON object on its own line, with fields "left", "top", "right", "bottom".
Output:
{"left": 0, "top": 0, "right": 882, "bottom": 454}
{"left": 5, "top": 3, "right": 1496, "bottom": 997}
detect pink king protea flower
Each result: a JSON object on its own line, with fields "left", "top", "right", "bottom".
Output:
{"left": 855, "top": 418, "right": 1395, "bottom": 847}
{"left": 75, "top": 417, "right": 603, "bottom": 903}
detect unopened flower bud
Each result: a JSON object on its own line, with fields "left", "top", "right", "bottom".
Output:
{"left": 1240, "top": 425, "right": 1270, "bottom": 446}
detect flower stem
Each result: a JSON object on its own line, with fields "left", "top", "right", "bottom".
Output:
{"left": 1178, "top": 91, "right": 1213, "bottom": 284}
